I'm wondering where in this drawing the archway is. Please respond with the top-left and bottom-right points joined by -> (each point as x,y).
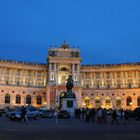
16,94 -> 21,104
116,96 -> 121,109
36,96 -> 42,105
5,94 -> 10,104
95,96 -> 101,108
137,96 -> 140,106
126,96 -> 132,106
105,96 -> 111,109
26,95 -> 31,105
82,96 -> 93,108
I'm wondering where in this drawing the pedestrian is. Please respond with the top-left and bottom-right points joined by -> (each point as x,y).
111,110 -> 119,125
124,110 -> 131,124
85,108 -> 90,122
97,107 -> 103,123
21,106 -> 28,123
81,108 -> 85,119
102,108 -> 107,123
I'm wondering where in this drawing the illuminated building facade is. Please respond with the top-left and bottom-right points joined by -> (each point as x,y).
0,42 -> 140,110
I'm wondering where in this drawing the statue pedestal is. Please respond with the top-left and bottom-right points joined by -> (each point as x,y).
61,97 -> 77,115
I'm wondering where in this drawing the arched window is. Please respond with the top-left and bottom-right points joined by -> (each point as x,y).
126,96 -> 132,106
26,95 -> 31,105
36,96 -> 42,105
105,96 -> 111,108
5,94 -> 10,103
95,96 -> 101,108
16,94 -> 21,104
116,97 -> 121,108
84,96 -> 90,106
137,97 -> 140,106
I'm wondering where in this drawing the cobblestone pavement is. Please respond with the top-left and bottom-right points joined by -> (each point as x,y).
0,115 -> 140,140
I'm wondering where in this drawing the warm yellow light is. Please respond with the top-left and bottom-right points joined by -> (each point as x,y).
82,102 -> 86,106
88,103 -> 93,109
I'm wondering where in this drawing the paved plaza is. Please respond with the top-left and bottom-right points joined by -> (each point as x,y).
0,115 -> 140,140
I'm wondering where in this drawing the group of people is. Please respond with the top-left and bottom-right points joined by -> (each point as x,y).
74,107 -> 132,125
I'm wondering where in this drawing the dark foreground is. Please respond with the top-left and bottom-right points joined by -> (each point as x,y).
0,116 -> 140,140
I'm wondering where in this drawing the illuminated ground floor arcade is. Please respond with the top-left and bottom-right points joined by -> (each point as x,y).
81,88 -> 140,110
0,85 -> 140,110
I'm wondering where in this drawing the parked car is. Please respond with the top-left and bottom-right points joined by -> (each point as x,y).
6,107 -> 20,117
26,107 -> 40,120
9,110 -> 22,121
8,107 -> 40,121
57,110 -> 70,118
39,110 -> 54,118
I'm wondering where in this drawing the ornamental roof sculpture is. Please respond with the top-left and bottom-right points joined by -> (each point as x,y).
60,41 -> 69,49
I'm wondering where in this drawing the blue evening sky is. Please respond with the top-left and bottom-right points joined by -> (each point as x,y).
0,0 -> 140,64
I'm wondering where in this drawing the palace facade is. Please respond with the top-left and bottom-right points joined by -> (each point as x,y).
0,42 -> 140,110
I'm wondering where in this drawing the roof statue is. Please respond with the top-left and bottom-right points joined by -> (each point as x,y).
60,41 -> 69,49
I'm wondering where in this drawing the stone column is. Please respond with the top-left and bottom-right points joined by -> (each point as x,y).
2,68 -> 6,84
35,71 -> 38,86
9,69 -> 12,84
124,72 -> 128,86
136,71 -> 139,87
72,64 -> 75,80
20,69 -> 23,85
23,70 -> 27,86
83,72 -> 86,87
114,72 -> 117,87
111,72 -> 114,88
77,64 -> 80,83
3,68 -> 6,84
41,71 -> 44,86
54,63 -> 57,84
103,72 -> 106,88
47,88 -> 50,109
101,72 -> 104,88
13,69 -> 17,85
44,71 -> 47,86
56,64 -> 58,85
121,72 -> 125,87
93,72 -> 96,88
48,63 -> 52,82
12,69 -> 16,85
132,71 -> 135,87
90,73 -> 92,88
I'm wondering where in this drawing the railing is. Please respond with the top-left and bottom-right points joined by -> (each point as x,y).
82,84 -> 140,90
0,81 -> 46,88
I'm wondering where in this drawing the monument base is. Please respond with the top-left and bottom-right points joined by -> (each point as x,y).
60,97 -> 77,115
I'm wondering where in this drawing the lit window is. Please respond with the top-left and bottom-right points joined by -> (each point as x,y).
16,94 -> 21,104
5,94 -> 10,103
36,96 -> 42,105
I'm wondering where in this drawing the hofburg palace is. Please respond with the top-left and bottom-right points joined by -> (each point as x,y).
0,42 -> 140,110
